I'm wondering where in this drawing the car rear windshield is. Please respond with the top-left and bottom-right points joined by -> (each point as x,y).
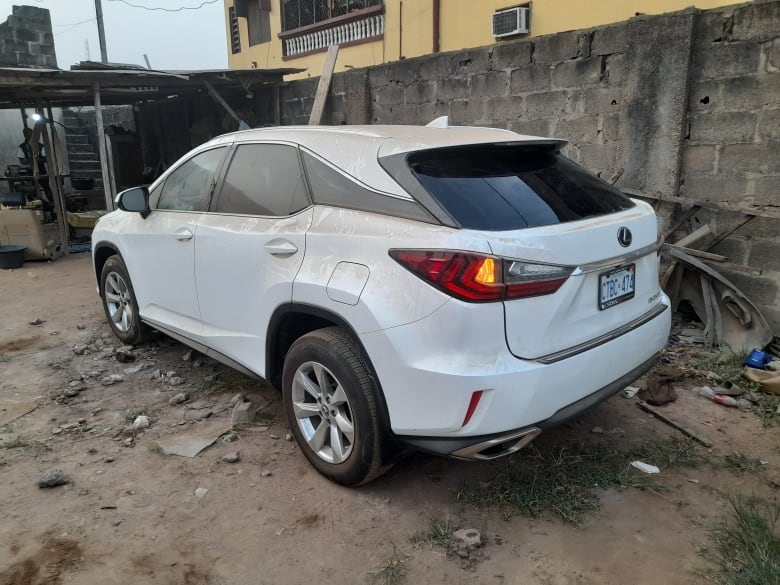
405,144 -> 635,231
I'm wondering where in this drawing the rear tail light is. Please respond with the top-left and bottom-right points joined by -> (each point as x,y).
389,249 -> 573,302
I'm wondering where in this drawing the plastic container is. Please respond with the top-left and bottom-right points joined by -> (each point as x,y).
0,245 -> 27,269
744,349 -> 773,369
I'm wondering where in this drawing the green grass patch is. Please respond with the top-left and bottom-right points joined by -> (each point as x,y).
455,438 -> 702,526
409,515 -> 456,549
0,434 -> 47,451
700,495 -> 780,585
368,545 -> 409,585
0,354 -> 11,362
722,453 -> 767,476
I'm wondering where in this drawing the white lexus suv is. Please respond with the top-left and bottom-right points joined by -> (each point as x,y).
92,122 -> 671,485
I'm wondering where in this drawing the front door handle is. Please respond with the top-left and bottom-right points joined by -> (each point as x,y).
173,228 -> 194,241
264,239 -> 298,256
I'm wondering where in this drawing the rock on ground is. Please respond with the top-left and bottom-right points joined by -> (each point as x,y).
38,469 -> 69,488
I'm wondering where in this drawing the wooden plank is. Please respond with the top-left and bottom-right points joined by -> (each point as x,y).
308,45 -> 339,126
203,80 -> 240,123
38,117 -> 69,254
637,401 -> 713,447
664,243 -> 726,262
94,83 -> 114,210
623,187 -> 780,221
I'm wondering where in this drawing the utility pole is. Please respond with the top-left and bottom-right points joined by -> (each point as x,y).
94,0 -> 108,63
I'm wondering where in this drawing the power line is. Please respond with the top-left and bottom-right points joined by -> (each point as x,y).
55,17 -> 98,28
106,0 -> 220,12
55,18 -> 97,36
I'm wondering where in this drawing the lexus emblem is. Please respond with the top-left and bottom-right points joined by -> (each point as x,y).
617,227 -> 632,247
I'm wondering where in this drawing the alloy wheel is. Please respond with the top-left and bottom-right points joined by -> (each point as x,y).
291,361 -> 355,464
104,271 -> 134,333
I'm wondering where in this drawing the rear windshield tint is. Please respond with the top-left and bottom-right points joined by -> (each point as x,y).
406,145 -> 634,231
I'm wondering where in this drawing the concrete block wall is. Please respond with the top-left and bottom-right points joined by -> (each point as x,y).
0,5 -> 56,68
681,1 -> 780,326
276,0 -> 780,329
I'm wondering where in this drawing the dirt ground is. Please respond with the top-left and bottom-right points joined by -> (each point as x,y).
0,253 -> 777,585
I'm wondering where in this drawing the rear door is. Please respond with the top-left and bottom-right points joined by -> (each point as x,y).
406,145 -> 663,360
194,142 -> 312,376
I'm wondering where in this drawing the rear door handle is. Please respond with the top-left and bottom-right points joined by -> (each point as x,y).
173,228 -> 194,241
264,239 -> 298,256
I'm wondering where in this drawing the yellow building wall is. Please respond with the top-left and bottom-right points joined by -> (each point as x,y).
226,0 -> 742,79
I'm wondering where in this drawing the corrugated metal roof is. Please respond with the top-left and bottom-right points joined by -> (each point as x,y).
0,64 -> 302,108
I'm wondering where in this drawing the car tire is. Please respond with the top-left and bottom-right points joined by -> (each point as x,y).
282,327 -> 394,486
100,255 -> 148,346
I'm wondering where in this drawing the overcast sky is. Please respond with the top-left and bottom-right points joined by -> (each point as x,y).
0,0 -> 228,70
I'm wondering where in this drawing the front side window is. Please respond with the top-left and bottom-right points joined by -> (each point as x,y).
215,144 -> 309,217
157,147 -> 227,212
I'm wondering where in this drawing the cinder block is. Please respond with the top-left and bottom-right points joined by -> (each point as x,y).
682,144 -> 717,173
525,90 -> 568,117
436,77 -> 470,101
732,2 -> 780,41
509,118 -> 551,137
709,237 -> 748,265
471,71 -> 508,98
604,53 -> 625,85
13,27 -> 40,43
386,60 -> 420,85
688,79 -> 723,111
578,143 -> 619,171
720,143 -> 777,174
697,42 -> 761,80
484,97 -> 520,123
752,176 -> 780,206
450,98 -> 486,125
689,111 -> 756,143
757,109 -> 780,141
745,217 -> 780,239
693,9 -> 732,45
490,40 -> 532,69
416,100 -> 451,123
680,173 -> 748,202
764,37 -> 780,73
581,87 -> 623,114
375,83 -> 405,105
445,48 -> 491,77
533,31 -> 581,63
722,74 -> 780,110
601,114 -> 621,142
554,115 -> 599,144
719,269 -> 778,306
510,63 -> 551,94
405,82 -> 435,105
749,242 -> 780,273
551,57 -> 601,89
591,24 -> 627,56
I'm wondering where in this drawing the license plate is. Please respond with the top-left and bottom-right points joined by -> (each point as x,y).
599,264 -> 635,310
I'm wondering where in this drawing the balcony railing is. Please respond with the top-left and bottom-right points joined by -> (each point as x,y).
279,4 -> 384,59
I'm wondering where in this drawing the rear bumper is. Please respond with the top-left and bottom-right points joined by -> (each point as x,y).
400,353 -> 658,459
360,296 -> 671,439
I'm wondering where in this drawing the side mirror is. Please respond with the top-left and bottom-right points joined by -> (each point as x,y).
116,186 -> 151,219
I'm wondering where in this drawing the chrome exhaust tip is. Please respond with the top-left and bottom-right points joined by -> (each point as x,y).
450,427 -> 541,460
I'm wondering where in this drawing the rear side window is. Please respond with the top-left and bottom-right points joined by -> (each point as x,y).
215,144 -> 309,216
406,145 -> 634,231
301,151 -> 434,223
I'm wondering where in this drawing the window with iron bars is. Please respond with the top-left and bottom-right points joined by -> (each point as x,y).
282,0 -> 383,32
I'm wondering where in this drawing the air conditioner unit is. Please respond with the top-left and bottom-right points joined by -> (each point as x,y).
492,6 -> 529,38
